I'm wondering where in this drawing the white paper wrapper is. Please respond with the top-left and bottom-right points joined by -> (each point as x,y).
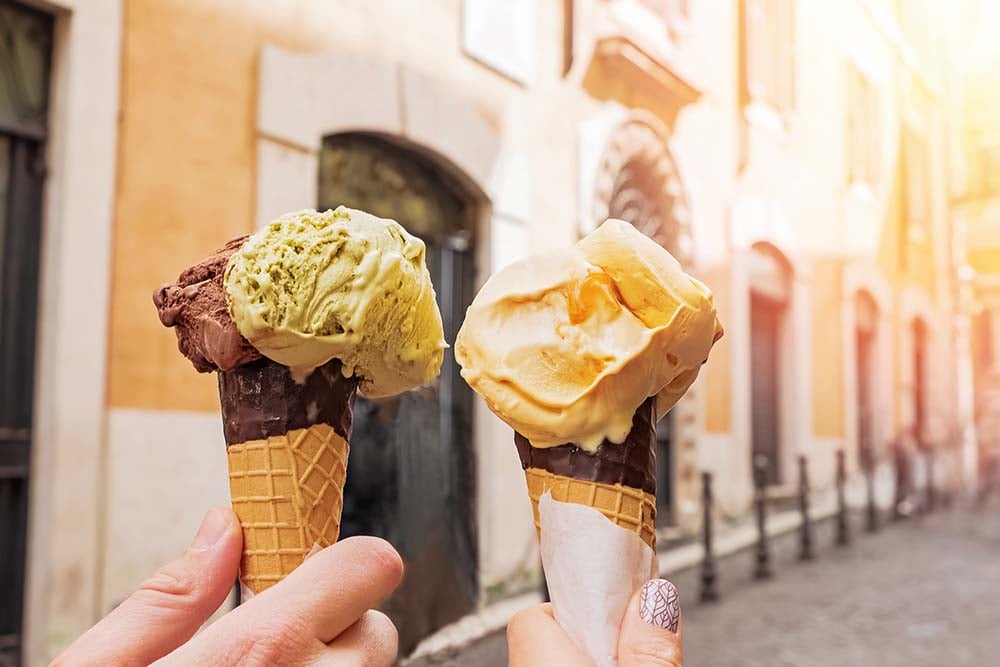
539,492 -> 657,667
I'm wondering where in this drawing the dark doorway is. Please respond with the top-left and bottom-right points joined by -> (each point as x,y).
318,133 -> 478,654
750,295 -> 782,484
912,318 -> 927,449
749,245 -> 790,485
856,292 -> 878,466
0,2 -> 53,664
654,413 -> 675,526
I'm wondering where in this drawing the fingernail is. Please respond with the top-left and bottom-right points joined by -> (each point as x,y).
191,508 -> 231,551
639,579 -> 680,632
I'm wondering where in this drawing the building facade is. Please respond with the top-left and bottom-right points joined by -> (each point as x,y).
1,0 -> 972,663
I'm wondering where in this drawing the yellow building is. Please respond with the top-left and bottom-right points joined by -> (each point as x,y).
0,0 -> 972,664
955,61 -> 1000,470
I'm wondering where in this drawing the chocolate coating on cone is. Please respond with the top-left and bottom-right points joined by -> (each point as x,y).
514,398 -> 657,495
219,357 -> 357,445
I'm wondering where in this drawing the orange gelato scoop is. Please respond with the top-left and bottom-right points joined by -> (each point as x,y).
454,219 -> 723,451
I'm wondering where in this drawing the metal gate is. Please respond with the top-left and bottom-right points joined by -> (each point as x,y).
0,2 -> 53,664
317,133 -> 478,655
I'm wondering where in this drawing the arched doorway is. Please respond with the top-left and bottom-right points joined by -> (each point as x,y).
855,291 -> 879,468
597,117 -> 692,526
749,244 -> 792,485
318,133 -> 478,653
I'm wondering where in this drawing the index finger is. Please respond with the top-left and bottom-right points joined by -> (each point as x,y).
248,535 -> 403,643
507,603 -> 594,667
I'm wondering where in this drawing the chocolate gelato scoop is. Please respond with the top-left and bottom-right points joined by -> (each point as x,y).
153,235 -> 262,372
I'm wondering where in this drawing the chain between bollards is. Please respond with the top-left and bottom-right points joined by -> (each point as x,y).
798,455 -> 815,561
836,449 -> 850,546
700,471 -> 719,602
753,454 -> 772,579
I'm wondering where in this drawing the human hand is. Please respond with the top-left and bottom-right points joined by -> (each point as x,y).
507,578 -> 683,667
53,507 -> 403,666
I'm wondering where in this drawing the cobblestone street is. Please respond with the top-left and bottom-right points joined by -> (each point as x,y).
409,505 -> 1000,666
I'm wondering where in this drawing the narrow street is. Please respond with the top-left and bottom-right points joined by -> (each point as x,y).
409,505 -> 1000,666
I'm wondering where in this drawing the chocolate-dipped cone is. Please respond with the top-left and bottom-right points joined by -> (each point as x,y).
515,398 -> 657,548
220,357 -> 358,594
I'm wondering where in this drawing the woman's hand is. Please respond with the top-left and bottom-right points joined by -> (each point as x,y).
507,579 -> 683,667
53,507 -> 402,666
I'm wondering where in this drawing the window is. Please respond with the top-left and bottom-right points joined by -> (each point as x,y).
846,65 -> 880,186
901,125 -> 930,240
976,308 -> 995,370
742,0 -> 796,113
981,144 -> 1000,196
895,0 -> 930,65
562,0 -> 573,76
462,0 -> 536,83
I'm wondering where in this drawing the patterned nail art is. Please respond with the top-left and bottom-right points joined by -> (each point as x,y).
639,579 -> 680,632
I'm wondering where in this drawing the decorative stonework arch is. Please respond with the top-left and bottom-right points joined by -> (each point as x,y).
589,111 -> 694,264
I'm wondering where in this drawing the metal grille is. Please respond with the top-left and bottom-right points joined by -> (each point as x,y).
0,3 -> 52,664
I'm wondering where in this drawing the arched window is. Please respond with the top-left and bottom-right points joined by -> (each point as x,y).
318,133 -> 478,654
594,117 -> 692,262
593,118 -> 691,526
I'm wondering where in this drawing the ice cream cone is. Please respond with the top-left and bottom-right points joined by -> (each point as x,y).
227,424 -> 349,594
514,398 -> 656,549
523,467 -> 657,548
219,357 -> 358,595
515,398 -> 658,550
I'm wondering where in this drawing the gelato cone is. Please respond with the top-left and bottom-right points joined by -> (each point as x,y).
456,219 -> 722,529
155,207 -> 445,595
518,399 -> 658,548
456,219 -> 721,665
220,357 -> 357,594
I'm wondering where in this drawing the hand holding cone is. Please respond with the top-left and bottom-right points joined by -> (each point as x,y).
155,208 -> 445,595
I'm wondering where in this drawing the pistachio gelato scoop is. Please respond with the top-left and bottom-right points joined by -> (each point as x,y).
224,207 -> 446,397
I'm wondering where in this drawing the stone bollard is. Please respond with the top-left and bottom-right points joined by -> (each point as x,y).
700,471 -> 719,602
753,454 -> 772,579
836,449 -> 850,546
798,455 -> 815,561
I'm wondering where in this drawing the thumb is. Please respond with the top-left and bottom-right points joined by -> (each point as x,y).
618,579 -> 683,667
55,507 -> 242,667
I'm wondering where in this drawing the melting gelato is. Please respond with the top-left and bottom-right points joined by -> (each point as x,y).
455,219 -> 723,451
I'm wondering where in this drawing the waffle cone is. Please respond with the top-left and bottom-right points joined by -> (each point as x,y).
524,466 -> 657,549
227,423 -> 349,595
